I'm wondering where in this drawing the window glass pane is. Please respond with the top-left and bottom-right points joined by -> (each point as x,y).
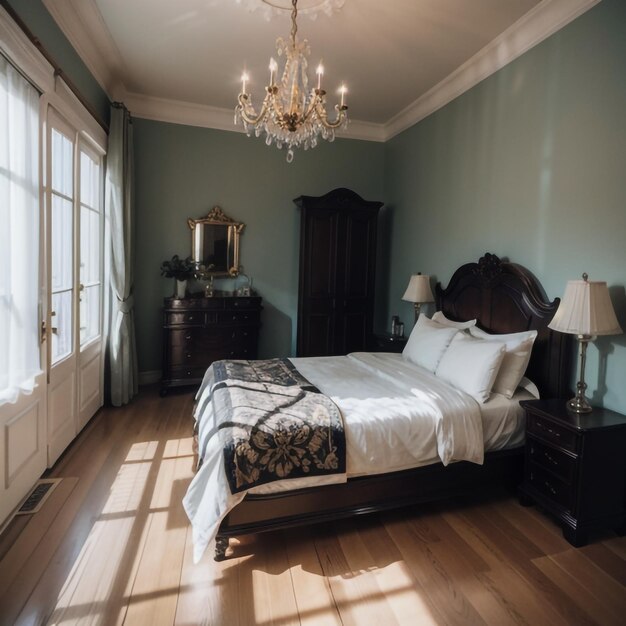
80,285 -> 100,345
51,194 -> 73,291
80,151 -> 96,208
52,128 -> 73,198
51,290 -> 72,363
80,207 -> 100,285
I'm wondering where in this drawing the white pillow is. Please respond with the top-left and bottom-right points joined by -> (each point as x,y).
518,376 -> 540,399
432,311 -> 477,330
435,333 -> 506,403
468,327 -> 538,399
402,315 -> 459,373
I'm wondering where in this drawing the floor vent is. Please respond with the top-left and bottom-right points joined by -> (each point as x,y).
15,479 -> 62,515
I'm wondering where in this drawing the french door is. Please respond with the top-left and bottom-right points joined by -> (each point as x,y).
45,107 -> 104,466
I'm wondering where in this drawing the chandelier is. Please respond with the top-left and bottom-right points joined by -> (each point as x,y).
234,0 -> 349,162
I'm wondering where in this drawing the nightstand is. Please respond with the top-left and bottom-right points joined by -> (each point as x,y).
519,399 -> 626,547
374,332 -> 407,353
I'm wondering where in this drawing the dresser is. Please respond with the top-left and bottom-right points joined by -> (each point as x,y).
161,295 -> 262,395
519,399 -> 626,546
294,188 -> 383,357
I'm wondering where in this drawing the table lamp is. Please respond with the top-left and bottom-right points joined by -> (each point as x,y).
548,273 -> 622,413
402,273 -> 434,323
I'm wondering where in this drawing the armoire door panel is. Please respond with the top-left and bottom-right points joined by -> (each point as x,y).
343,213 -> 373,298
306,211 -> 338,298
304,314 -> 334,357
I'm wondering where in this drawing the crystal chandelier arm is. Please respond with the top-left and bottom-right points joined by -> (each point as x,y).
237,93 -> 270,126
315,101 -> 348,129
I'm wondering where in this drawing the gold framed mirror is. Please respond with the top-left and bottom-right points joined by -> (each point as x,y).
188,206 -> 245,277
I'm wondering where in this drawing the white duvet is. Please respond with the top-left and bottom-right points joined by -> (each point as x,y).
183,352 -> 489,562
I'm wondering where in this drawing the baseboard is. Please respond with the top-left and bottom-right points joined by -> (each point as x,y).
138,370 -> 160,386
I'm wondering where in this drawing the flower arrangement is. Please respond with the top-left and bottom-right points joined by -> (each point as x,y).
160,255 -> 194,280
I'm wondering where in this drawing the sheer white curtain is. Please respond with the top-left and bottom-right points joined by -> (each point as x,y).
106,104 -> 137,406
0,55 -> 41,405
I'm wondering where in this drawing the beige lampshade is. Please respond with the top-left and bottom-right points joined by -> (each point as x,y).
548,276 -> 622,336
402,274 -> 435,304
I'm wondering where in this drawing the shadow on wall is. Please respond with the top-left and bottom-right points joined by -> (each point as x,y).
591,285 -> 626,406
258,301 -> 292,359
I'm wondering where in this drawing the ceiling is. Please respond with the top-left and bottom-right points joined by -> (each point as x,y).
42,0 -> 596,140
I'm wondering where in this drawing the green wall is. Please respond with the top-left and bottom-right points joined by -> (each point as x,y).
133,119 -> 385,372
383,0 -> 626,413
4,0 -> 110,123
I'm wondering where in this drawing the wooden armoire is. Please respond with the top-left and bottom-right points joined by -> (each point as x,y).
294,188 -> 383,357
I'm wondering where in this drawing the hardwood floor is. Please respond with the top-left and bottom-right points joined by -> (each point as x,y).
0,387 -> 624,625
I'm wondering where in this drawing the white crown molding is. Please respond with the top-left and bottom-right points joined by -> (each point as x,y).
123,89 -> 387,142
384,0 -> 601,140
42,0 -> 126,100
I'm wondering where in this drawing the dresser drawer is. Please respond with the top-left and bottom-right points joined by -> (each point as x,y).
230,298 -> 258,310
169,328 -> 203,346
527,436 -> 577,484
219,310 -> 260,324
168,366 -> 205,381
526,463 -> 573,511
166,311 -> 204,326
527,414 -> 579,452
169,346 -> 208,368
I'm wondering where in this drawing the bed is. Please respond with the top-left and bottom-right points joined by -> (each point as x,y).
183,253 -> 571,562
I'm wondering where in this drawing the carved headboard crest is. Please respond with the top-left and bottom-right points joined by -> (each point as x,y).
473,253 -> 504,285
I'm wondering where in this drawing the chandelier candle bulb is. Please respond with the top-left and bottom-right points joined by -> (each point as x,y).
241,72 -> 249,95
340,84 -> 347,107
316,63 -> 324,90
269,58 -> 277,86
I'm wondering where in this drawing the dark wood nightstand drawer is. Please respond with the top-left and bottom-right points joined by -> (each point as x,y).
527,414 -> 579,452
527,436 -> 577,484
527,463 -> 573,511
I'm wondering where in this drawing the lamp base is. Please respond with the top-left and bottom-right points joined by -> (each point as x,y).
567,395 -> 592,414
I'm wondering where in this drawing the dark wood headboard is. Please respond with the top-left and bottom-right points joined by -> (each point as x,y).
435,253 -> 571,399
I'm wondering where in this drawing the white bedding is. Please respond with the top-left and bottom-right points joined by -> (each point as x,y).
183,352 -> 533,562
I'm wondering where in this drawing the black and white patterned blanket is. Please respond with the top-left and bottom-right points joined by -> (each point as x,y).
207,359 -> 345,494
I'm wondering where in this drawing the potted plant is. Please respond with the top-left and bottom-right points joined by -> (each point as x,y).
160,255 -> 194,298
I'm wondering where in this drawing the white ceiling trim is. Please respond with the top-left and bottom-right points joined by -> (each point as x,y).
43,0 -> 600,142
384,0 -> 601,140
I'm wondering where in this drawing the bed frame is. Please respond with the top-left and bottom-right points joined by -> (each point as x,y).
213,253 -> 571,560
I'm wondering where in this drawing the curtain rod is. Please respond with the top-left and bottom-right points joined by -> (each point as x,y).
1,0 -> 109,133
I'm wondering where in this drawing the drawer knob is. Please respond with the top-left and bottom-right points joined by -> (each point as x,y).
186,370 -> 192,376
185,334 -> 192,340
544,451 -> 558,466
188,315 -> 194,321
544,481 -> 557,496
536,420 -> 561,438
186,353 -> 192,359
